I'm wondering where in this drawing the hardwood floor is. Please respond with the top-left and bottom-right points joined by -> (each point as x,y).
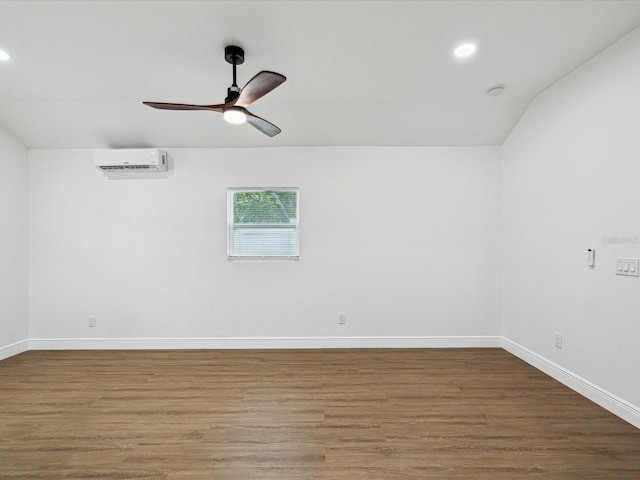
1,348 -> 639,479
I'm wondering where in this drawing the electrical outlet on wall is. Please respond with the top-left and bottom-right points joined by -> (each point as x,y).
338,313 -> 347,325
554,332 -> 562,349
88,316 -> 96,328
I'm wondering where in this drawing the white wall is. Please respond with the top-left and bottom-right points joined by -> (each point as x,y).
0,125 -> 28,355
502,27 -> 640,408
28,146 -> 501,343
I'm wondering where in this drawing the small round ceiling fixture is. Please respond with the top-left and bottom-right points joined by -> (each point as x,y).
487,86 -> 505,97
0,49 -> 12,61
454,43 -> 476,58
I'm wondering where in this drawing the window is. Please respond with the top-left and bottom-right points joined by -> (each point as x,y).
227,188 -> 299,260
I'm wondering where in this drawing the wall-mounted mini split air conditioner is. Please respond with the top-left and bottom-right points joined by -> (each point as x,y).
94,149 -> 168,172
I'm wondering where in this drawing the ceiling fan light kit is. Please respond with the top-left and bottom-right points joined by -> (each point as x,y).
223,107 -> 247,124
143,45 -> 286,137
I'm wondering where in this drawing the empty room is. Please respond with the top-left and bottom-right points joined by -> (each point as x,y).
1,1 -> 639,478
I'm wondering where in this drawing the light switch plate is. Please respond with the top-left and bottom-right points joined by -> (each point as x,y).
616,257 -> 639,277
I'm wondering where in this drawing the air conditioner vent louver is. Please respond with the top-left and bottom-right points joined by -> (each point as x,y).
101,165 -> 152,170
94,149 -> 167,172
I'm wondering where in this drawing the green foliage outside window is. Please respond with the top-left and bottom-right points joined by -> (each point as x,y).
233,191 -> 297,224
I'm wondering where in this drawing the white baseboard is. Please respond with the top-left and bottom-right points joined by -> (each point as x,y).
28,335 -> 502,350
0,339 -> 29,361
502,337 -> 640,429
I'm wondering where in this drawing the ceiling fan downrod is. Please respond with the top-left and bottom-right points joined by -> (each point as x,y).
225,45 -> 245,103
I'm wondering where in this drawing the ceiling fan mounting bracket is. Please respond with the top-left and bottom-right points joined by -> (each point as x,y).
224,46 -> 245,65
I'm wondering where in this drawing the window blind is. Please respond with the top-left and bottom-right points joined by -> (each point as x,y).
227,189 -> 299,260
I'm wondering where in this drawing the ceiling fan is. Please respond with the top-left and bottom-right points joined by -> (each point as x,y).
143,46 -> 286,137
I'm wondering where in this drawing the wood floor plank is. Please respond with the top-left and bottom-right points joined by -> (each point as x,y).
1,348 -> 639,479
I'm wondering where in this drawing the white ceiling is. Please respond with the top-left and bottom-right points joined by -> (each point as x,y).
1,0 -> 640,149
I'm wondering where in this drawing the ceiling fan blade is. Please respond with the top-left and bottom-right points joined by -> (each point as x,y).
236,71 -> 286,107
143,101 -> 228,112
246,111 -> 281,137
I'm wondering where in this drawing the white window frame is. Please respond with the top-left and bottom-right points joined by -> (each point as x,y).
227,188 -> 300,261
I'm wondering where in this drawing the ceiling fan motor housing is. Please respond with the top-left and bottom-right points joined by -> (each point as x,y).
226,85 -> 241,103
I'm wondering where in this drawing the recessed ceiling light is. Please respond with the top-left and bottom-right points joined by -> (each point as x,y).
454,43 -> 476,58
0,49 -> 12,61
